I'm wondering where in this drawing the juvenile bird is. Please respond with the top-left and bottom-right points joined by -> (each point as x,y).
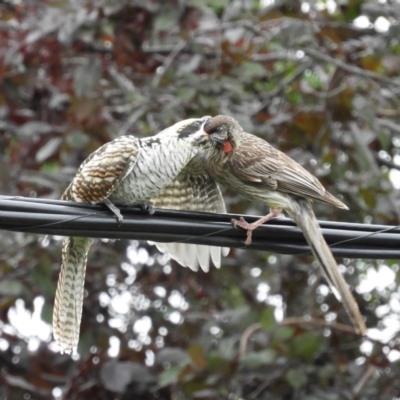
194,115 -> 366,335
55,116 -> 213,354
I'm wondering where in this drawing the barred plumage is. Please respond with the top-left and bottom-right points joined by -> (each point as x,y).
63,136 -> 140,204
151,167 -> 229,272
54,117 -> 212,354
54,236 -> 94,354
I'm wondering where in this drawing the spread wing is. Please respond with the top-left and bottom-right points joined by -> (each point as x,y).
228,132 -> 347,209
150,168 -> 229,272
62,136 -> 140,203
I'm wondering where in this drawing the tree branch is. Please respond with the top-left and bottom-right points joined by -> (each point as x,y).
303,48 -> 400,88
349,123 -> 400,220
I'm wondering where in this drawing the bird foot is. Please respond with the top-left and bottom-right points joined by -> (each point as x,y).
103,198 -> 123,224
231,217 -> 255,245
231,210 -> 281,246
139,203 -> 154,215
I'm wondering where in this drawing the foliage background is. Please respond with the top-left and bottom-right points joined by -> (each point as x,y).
1,0 -> 400,399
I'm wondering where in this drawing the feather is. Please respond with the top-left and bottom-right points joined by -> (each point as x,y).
150,169 -> 229,272
202,115 -> 364,335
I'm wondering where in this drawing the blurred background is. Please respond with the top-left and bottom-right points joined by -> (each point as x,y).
1,0 -> 400,399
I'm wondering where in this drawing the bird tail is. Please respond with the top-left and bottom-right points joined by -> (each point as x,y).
53,236 -> 94,354
289,199 -> 366,335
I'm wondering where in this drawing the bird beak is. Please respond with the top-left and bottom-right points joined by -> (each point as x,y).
210,134 -> 227,145
199,116 -> 212,135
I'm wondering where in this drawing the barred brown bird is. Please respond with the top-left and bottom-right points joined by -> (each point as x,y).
194,115 -> 366,335
55,117 -> 214,354
150,161 -> 229,272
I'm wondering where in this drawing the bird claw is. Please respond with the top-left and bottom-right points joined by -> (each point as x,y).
231,217 -> 254,246
114,210 -> 123,225
231,211 -> 281,245
140,203 -> 154,215
103,198 -> 123,224
231,217 -> 250,229
231,218 -> 239,229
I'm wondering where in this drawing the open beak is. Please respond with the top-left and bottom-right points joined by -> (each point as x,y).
210,135 -> 227,145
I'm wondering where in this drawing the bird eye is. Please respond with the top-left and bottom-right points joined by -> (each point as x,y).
216,126 -> 224,133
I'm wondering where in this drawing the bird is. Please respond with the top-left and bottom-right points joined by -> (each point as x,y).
54,116 -> 215,355
150,162 -> 230,272
192,115 -> 366,335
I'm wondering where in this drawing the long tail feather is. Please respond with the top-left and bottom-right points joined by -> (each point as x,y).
289,198 -> 366,335
53,236 -> 94,354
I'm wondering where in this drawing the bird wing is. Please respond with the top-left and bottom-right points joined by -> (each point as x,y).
63,136 -> 140,203
55,137 -> 140,354
227,132 -> 347,209
150,167 -> 229,272
152,168 -> 226,213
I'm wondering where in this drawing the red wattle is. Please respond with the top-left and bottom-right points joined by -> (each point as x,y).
223,141 -> 232,153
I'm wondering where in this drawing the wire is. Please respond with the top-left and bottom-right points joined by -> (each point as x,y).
0,195 -> 399,259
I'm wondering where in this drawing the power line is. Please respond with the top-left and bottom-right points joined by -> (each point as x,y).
0,196 -> 399,259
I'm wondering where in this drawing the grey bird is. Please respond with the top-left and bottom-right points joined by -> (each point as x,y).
190,115 -> 366,335
55,116 -> 214,354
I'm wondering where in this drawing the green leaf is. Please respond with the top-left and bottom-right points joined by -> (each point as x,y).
240,349 -> 276,368
154,12 -> 177,31
218,337 -> 237,361
260,308 -> 276,331
41,161 -> 60,173
33,258 -> 54,296
157,347 -> 191,366
285,368 -> 308,389
378,130 -> 391,150
198,93 -> 219,109
158,366 -> 185,387
65,131 -> 90,150
0,281 -> 24,296
207,353 -> 231,375
235,62 -> 267,79
273,326 -> 295,341
305,72 -> 323,90
360,186 -> 377,208
41,302 -> 53,325
274,61 -> 287,72
207,0 -> 229,8
187,0 -> 208,6
188,344 -> 207,369
221,77 -> 245,96
285,87 -> 302,103
177,87 -> 197,102
290,332 -> 322,360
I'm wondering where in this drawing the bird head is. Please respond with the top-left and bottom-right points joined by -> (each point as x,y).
152,116 -> 211,147
178,115 -> 243,172
204,115 -> 242,152
160,116 -> 212,143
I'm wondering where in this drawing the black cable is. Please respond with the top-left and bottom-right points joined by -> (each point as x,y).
0,196 -> 399,259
